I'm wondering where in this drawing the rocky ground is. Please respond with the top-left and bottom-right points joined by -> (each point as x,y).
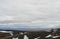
13,35 -> 28,39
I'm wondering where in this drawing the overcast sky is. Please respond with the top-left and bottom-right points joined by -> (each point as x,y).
0,0 -> 60,28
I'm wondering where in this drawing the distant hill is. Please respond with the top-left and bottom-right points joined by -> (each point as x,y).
0,25 -> 51,31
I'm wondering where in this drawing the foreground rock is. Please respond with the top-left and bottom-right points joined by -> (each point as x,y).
0,32 -> 12,39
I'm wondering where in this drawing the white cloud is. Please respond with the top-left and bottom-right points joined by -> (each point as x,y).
0,0 -> 60,28
0,15 -> 14,21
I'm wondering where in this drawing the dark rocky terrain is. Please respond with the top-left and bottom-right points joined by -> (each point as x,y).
0,28 -> 60,39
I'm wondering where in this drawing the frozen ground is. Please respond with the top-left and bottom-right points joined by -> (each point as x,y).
13,35 -> 37,39
13,35 -> 60,39
0,31 -> 28,39
13,35 -> 28,39
0,31 -> 60,39
0,31 -> 37,39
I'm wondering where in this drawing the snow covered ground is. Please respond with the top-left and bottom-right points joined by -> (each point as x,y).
13,35 -> 38,39
0,31 -> 28,39
13,35 -> 37,39
13,35 -> 28,39
0,31 -> 60,39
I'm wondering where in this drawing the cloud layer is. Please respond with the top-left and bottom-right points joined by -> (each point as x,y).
0,0 -> 60,28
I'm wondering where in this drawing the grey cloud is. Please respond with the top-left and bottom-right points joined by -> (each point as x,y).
0,0 -> 60,28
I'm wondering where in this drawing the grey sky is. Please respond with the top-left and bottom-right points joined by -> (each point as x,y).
0,0 -> 60,28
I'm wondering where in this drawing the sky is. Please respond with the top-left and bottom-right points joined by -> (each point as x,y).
0,0 -> 60,28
